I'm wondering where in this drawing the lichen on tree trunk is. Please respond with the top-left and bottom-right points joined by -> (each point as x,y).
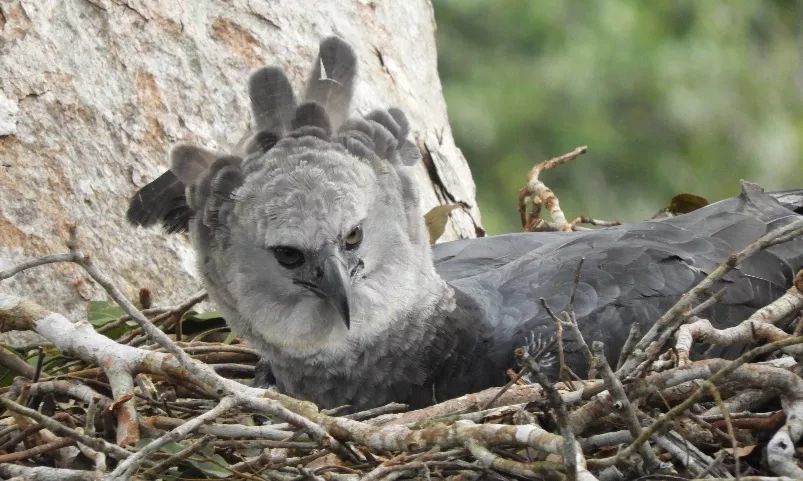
0,0 -> 480,316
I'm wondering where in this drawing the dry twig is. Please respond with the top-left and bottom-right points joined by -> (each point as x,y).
517,146 -> 620,232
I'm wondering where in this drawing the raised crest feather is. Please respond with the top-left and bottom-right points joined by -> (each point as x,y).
303,36 -> 357,130
249,66 -> 297,135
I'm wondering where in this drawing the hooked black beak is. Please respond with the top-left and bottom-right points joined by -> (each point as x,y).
319,248 -> 351,329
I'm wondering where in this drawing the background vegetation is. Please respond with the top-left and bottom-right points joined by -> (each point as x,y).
434,1 -> 803,234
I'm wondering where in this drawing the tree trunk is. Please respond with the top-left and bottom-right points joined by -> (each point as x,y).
0,0 -> 481,316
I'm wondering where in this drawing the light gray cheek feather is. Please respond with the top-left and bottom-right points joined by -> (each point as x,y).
246,298 -> 344,350
229,257 -> 445,359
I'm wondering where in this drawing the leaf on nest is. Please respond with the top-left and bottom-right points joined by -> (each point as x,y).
424,204 -> 462,244
723,444 -> 756,458
668,193 -> 709,214
223,330 -> 238,345
652,193 -> 710,218
86,300 -> 125,326
155,441 -> 231,478
184,452 -> 231,478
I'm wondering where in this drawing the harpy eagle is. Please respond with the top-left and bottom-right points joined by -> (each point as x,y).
127,37 -> 803,410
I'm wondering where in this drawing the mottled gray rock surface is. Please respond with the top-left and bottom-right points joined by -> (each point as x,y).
0,0 -> 480,317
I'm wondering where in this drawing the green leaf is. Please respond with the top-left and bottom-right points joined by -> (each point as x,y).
185,453 -> 231,478
86,301 -> 125,326
223,330 -> 238,345
148,440 -> 231,477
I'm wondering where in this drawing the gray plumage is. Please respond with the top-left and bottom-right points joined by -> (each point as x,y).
128,37 -> 803,410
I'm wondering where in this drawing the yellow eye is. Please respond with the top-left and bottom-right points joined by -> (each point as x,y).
344,225 -> 363,249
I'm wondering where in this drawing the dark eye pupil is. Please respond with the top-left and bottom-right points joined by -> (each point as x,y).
273,247 -> 304,268
345,226 -> 363,249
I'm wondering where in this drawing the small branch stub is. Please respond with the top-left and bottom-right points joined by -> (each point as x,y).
517,146 -> 620,232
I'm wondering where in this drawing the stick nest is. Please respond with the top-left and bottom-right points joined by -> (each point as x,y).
1,149 -> 803,481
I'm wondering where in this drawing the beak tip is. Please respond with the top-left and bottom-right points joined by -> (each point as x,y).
319,251 -> 352,330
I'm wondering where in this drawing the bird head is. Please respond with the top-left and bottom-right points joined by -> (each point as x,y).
130,37 -> 449,355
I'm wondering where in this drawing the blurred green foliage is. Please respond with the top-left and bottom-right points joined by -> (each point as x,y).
434,0 -> 803,234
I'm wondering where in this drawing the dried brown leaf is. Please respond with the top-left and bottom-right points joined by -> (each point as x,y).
424,204 -> 462,243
